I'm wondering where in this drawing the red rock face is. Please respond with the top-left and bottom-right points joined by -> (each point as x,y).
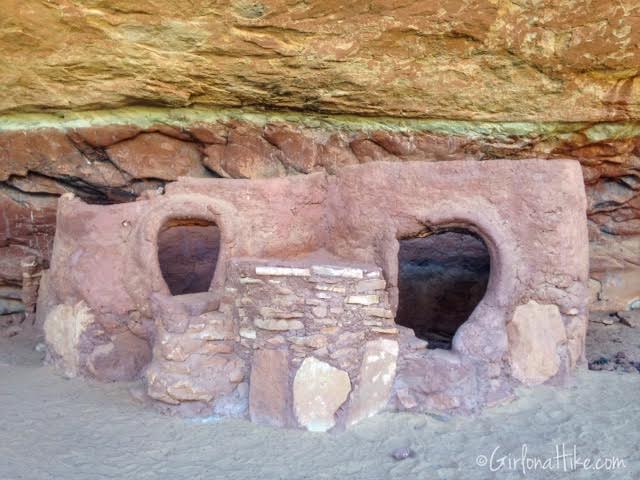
0,120 -> 638,338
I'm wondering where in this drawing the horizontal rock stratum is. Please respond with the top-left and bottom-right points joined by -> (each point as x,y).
1,0 -> 639,120
0,111 -> 639,327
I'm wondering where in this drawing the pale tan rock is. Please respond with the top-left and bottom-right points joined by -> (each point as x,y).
293,357 -> 351,432
347,339 -> 399,427
354,279 -> 387,292
255,266 -> 310,277
166,381 -> 213,402
239,328 -> 256,339
289,335 -> 327,349
364,307 -> 393,318
507,301 -> 567,385
43,301 -> 95,378
254,317 -> 304,331
193,311 -> 234,340
346,295 -> 379,306
315,284 -> 347,293
258,307 -> 304,319
565,315 -> 587,369
371,327 -> 398,335
311,265 -> 363,279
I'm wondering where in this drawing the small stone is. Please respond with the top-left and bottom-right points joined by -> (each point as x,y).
239,277 -> 264,284
275,287 -> 294,295
315,292 -> 332,299
391,447 -> 415,461
354,279 -> 386,293
311,265 -> 363,279
346,295 -> 379,306
315,284 -> 347,293
259,307 -> 304,319
366,271 -> 382,279
371,327 -> 398,335
405,336 -> 429,351
312,305 -> 328,318
314,347 -> 329,357
239,328 -> 257,339
363,320 -> 383,327
266,335 -> 286,346
364,307 -> 394,318
255,266 -> 311,277
320,326 -> 339,335
289,335 -> 327,349
254,318 -> 304,331
316,318 -> 338,327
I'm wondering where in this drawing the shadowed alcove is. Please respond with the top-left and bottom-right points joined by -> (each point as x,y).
157,219 -> 221,296
395,228 -> 491,349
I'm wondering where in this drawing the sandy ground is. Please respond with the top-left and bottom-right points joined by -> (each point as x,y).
2,332 -> 639,480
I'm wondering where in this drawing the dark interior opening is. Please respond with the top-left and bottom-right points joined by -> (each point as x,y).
396,228 -> 490,350
157,219 -> 220,296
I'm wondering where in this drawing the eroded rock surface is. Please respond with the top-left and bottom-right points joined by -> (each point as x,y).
2,2 -> 639,121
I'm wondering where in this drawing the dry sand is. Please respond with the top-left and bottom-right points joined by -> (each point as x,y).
1,335 -> 639,480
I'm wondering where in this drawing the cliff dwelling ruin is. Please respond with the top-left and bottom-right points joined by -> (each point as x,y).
38,160 -> 590,432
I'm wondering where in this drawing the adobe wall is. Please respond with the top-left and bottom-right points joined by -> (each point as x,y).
38,160 -> 589,430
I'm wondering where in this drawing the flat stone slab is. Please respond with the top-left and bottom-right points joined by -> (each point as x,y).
293,357 -> 351,432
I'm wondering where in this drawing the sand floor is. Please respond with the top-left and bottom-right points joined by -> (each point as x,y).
1,335 -> 639,480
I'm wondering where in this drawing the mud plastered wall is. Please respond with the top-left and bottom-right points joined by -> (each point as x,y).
39,160 -> 589,430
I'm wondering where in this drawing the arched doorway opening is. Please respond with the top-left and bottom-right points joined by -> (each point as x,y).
157,219 -> 220,296
395,228 -> 490,349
